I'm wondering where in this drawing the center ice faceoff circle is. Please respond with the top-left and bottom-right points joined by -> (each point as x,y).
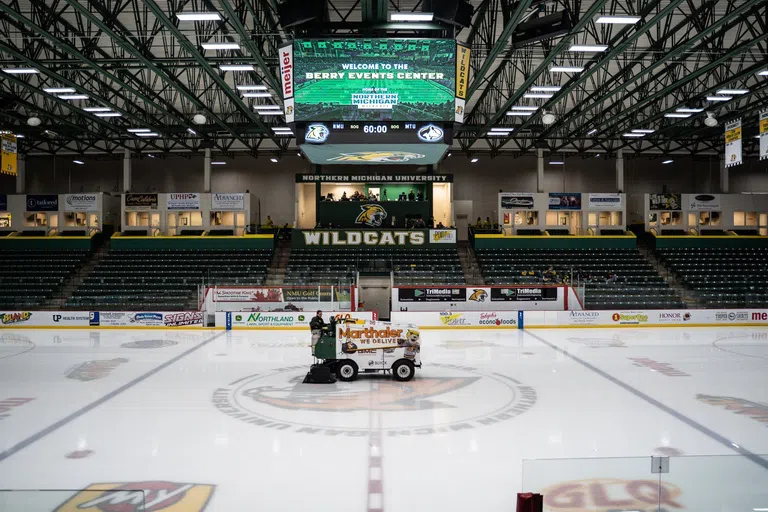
212,364 -> 537,435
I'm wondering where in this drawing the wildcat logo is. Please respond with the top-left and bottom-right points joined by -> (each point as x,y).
417,124 -> 444,142
285,105 -> 294,116
327,151 -> 425,163
304,123 -> 329,143
468,289 -> 488,302
355,204 -> 388,227
54,481 -> 215,511
455,105 -> 464,115
213,364 -> 537,436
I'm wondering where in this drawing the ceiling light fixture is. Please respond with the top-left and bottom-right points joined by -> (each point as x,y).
2,68 -> 39,74
219,64 -> 255,72
242,92 -> 272,98
489,128 -> 515,132
549,161 -> 565,165
551,66 -> 584,73
193,113 -> 207,125
270,158 -> 279,163
596,16 -> 641,24
83,107 -> 112,112
127,128 -> 151,133
523,93 -> 554,99
73,160 -> 84,165
187,128 -> 197,135
254,105 -> 282,110
256,111 -> 282,116
471,158 -> 479,163
707,96 -> 732,102
211,161 -> 226,165
531,86 -> 561,92
662,160 -> 673,164
541,110 -> 556,125
136,132 -> 159,137
177,12 -> 222,21
758,71 -> 768,76
236,85 -> 268,91
95,112 -> 122,117
390,12 -> 433,21
716,89 -> 748,95
568,45 -> 609,52
59,94 -> 89,100
15,134 -> 24,138
507,112 -> 533,116
676,108 -> 704,113
664,113 -> 691,118
27,116 -> 41,127
623,133 -> 645,137
202,42 -> 240,50
704,112 -> 718,127
587,129 -> 597,135
43,87 -> 75,93
632,129 -> 655,133
510,106 -> 539,111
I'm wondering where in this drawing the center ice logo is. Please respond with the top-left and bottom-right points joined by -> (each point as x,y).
55,481 -> 215,511
212,364 -> 537,436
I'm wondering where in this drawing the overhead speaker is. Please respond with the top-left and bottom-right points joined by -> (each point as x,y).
423,0 -> 473,28
277,0 -> 326,28
513,11 -> 573,47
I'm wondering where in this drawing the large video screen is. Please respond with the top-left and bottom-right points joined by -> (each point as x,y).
292,39 -> 457,122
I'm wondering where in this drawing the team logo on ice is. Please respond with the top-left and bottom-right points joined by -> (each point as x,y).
355,204 -> 388,227
212,364 -> 536,436
54,481 -> 215,511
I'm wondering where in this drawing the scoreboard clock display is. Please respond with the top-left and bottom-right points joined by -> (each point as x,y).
298,122 -> 452,145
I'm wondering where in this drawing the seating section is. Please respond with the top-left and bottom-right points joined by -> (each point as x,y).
0,250 -> 90,309
66,249 -> 272,311
476,248 -> 684,310
287,248 -> 464,286
657,248 -> 768,308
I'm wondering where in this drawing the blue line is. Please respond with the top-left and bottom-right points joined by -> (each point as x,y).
525,330 -> 768,471
0,331 -> 226,463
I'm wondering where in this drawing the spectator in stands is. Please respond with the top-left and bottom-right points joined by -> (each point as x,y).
382,189 -> 389,201
408,189 -> 415,201
399,192 -> 407,201
340,192 -> 349,201
436,221 -> 445,228
484,217 -> 492,229
417,191 -> 424,201
265,216 -> 274,228
475,217 -> 482,227
357,302 -> 365,311
428,217 -> 435,229
415,218 -> 426,228
315,222 -> 322,228
607,272 -> 618,283
326,193 -> 334,201
367,190 -> 377,201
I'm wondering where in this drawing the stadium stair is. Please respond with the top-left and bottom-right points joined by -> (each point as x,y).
458,242 -> 484,285
265,242 -> 291,286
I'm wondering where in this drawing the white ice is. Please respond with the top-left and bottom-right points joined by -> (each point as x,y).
0,327 -> 767,512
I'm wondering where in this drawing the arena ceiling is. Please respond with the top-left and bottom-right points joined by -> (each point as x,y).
0,0 -> 766,158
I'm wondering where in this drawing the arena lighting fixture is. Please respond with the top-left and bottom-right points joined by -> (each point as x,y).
27,116 -> 41,126
507,111 -> 533,116
127,128 -> 150,133
663,160 -> 673,164
531,86 -> 561,92
549,161 -> 565,165
758,71 -> 768,76
256,111 -> 282,116
136,132 -> 159,137
596,16 -> 641,24
193,113 -> 207,125
242,92 -> 271,98
489,127 -> 515,132
568,45 -> 608,52
43,87 -> 75,93
270,158 -> 279,163
83,107 -> 112,112
2,68 -> 39,74
59,94 -> 89,100
254,105 -> 282,110
187,128 -> 197,135
95,112 -> 122,117
524,93 -> 554,99
471,158 -> 479,163
219,64 -> 254,72
704,112 -> 718,127
676,108 -> 704,113
73,160 -> 84,165
236,85 -> 268,91
664,113 -> 691,118
177,12 -> 221,21
707,96 -> 732,101
541,110 -> 556,125
211,161 -> 226,165
390,12 -> 433,21
623,133 -> 644,137
510,106 -> 538,111
202,42 -> 240,50
632,129 -> 655,133
15,134 -> 24,138
716,89 -> 748,95
587,129 -> 597,135
551,66 -> 584,73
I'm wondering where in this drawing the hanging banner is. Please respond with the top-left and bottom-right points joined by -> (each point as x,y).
1,133 -> 17,176
724,118 -> 742,167
760,111 -> 768,161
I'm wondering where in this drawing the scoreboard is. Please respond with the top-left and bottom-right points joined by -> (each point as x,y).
296,121 -> 452,145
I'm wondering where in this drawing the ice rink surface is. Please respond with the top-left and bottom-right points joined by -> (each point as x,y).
1,327 -> 767,512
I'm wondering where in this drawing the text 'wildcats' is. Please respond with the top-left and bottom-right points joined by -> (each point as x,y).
303,230 -> 424,246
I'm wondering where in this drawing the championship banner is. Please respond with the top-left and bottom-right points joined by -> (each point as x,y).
1,133 -> 17,176
760,111 -> 768,161
455,43 -> 470,100
725,118 -> 742,167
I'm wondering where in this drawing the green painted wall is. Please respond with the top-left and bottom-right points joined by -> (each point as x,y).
473,235 -> 637,249
110,235 -> 274,250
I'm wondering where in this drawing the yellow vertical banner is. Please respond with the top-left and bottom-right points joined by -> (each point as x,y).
455,43 -> 471,100
1,133 -> 17,176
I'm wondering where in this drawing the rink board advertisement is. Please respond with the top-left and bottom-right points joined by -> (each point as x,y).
0,311 -> 204,328
209,286 -> 352,312
217,311 -> 375,329
392,286 -> 564,312
391,311 -> 522,329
